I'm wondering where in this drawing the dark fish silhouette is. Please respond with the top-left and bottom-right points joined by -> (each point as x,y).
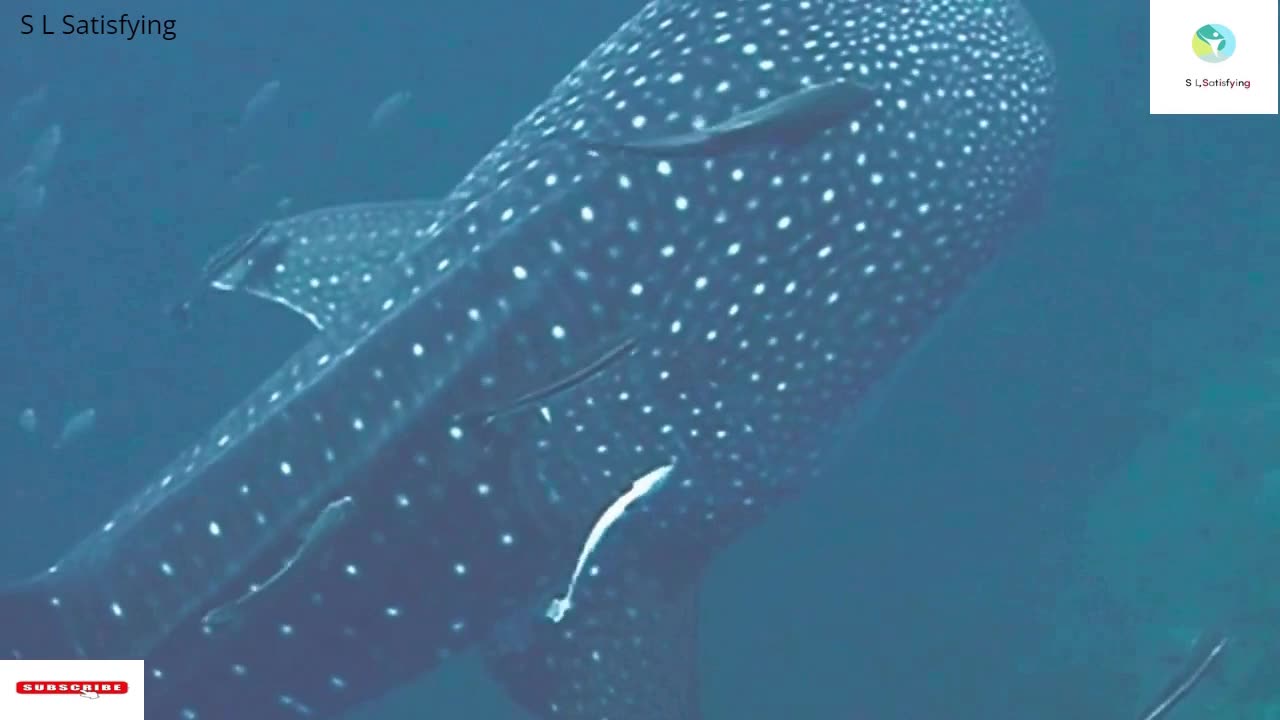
583,79 -> 876,157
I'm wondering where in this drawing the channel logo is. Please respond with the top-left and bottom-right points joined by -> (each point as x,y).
1150,0 -> 1278,114
1192,23 -> 1236,63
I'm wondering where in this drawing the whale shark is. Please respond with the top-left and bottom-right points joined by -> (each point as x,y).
0,0 -> 1056,718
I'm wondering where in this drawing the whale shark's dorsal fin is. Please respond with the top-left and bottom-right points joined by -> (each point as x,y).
174,200 -> 448,331
582,79 -> 876,158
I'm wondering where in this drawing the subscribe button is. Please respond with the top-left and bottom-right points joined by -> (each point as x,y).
16,682 -> 129,694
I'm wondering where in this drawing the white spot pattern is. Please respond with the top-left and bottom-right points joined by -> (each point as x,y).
30,2 -> 1055,719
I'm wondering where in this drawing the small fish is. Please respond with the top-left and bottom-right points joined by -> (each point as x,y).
9,84 -> 48,131
53,408 -> 96,449
14,182 -> 46,219
368,90 -> 412,131
233,80 -> 281,133
5,164 -> 33,188
4,166 -> 47,227
17,408 -> 36,433
1138,631 -> 1228,720
229,162 -> 264,187
24,123 -> 63,178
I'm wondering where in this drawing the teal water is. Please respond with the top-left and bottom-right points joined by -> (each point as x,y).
2,1 -> 1277,718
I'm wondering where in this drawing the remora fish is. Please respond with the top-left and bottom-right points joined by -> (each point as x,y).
1138,631 -> 1229,720
201,496 -> 356,628
0,1 -> 1055,718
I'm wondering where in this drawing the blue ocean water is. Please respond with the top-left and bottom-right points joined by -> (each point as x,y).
1,0 -> 1276,718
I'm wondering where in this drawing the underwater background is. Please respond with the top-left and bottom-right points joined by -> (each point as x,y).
0,0 -> 1276,717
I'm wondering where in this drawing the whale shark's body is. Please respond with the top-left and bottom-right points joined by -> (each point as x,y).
1,1 -> 1055,718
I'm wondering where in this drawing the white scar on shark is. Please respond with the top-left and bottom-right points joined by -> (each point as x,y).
546,462 -> 674,623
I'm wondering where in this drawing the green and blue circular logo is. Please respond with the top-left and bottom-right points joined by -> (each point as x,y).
1192,24 -> 1236,63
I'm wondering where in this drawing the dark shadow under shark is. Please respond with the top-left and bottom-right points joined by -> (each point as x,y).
0,0 -> 1056,717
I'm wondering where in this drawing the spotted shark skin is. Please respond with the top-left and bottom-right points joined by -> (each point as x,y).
0,1 -> 1055,718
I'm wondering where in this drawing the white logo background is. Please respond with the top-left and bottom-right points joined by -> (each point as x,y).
0,660 -> 144,720
1150,0 -> 1279,114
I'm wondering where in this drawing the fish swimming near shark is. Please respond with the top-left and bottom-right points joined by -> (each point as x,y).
368,90 -> 414,132
233,79 -> 282,134
0,0 -> 1055,718
1137,631 -> 1229,720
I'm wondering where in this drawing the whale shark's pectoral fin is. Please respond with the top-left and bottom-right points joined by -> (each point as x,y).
171,200 -> 448,331
582,78 -> 876,158
484,557 -> 704,719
